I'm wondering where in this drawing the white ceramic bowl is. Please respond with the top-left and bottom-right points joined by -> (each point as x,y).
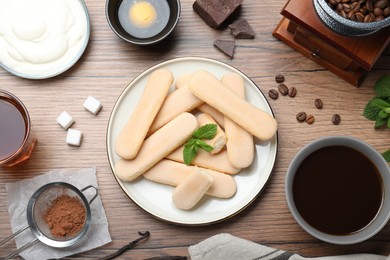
0,0 -> 90,79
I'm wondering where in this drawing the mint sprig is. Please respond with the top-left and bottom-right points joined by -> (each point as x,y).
383,150 -> 390,162
183,124 -> 217,165
363,75 -> 390,162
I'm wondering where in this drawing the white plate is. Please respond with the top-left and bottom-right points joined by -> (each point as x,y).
106,57 -> 278,225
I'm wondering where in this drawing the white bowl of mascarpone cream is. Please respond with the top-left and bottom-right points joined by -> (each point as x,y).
0,0 -> 90,79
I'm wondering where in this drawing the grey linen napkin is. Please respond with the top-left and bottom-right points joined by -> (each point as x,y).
188,233 -> 389,260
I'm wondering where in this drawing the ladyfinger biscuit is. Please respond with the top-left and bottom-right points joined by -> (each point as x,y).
172,167 -> 213,210
175,73 -> 193,89
166,146 -> 240,174
174,72 -> 225,127
197,104 -> 225,127
115,113 -> 198,182
115,69 -> 173,159
221,73 -> 255,168
148,87 -> 203,135
143,159 -> 237,198
188,70 -> 277,140
196,113 -> 226,154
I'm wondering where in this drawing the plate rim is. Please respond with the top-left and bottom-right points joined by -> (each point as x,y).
106,56 -> 279,226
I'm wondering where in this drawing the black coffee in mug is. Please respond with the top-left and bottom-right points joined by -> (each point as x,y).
292,145 -> 383,235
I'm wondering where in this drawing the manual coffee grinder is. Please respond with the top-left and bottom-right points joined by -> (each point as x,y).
273,0 -> 390,86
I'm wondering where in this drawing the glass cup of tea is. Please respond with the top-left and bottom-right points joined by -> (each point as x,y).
0,90 -> 37,167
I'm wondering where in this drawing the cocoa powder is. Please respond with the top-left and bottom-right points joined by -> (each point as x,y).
44,194 -> 86,238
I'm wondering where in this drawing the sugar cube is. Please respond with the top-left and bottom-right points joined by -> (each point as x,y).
57,111 -> 74,129
66,128 -> 83,146
83,96 -> 102,115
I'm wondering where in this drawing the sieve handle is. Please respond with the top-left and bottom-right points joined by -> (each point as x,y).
81,185 -> 99,204
0,225 -> 39,260
0,224 -> 29,247
4,237 -> 39,260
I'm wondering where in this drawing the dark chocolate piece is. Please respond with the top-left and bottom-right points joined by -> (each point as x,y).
213,39 -> 235,58
228,19 -> 255,39
193,0 -> 244,28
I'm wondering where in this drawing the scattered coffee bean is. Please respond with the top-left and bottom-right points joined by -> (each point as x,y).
288,86 -> 297,97
278,83 -> 289,95
306,115 -> 315,124
296,111 -> 307,122
268,89 -> 279,100
315,99 -> 323,109
275,74 -> 285,83
332,114 -> 341,125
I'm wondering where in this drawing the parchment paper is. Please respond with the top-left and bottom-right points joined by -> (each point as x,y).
5,167 -> 111,260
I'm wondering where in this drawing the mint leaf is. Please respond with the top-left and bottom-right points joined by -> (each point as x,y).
182,124 -> 217,165
183,139 -> 199,165
196,139 -> 214,152
363,103 -> 381,121
378,109 -> 389,119
375,75 -> 390,98
375,117 -> 387,128
382,149 -> 390,162
368,98 -> 390,109
193,124 -> 217,139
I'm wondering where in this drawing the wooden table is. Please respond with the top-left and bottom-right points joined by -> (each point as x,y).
1,0 -> 389,259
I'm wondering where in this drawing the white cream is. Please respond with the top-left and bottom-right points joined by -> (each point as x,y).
0,0 -> 89,78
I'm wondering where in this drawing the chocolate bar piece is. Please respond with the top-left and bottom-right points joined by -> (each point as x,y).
193,0 -> 244,28
213,39 -> 235,58
228,19 -> 255,39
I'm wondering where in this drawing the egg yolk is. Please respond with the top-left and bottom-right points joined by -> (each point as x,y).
129,1 -> 157,28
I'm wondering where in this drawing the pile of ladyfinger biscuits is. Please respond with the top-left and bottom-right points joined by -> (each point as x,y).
114,69 -> 277,210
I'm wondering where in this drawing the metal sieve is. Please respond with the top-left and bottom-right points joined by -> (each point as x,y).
0,182 -> 98,260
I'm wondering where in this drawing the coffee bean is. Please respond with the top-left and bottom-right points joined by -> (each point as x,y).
384,6 -> 390,16
374,7 -> 384,15
278,84 -> 289,95
343,3 -> 351,11
296,112 -> 307,122
275,74 -> 285,83
375,15 -> 385,20
366,0 -> 374,12
288,87 -> 297,97
315,99 -> 323,109
332,114 -> 341,125
306,115 -> 315,124
327,0 -> 389,22
375,0 -> 389,9
268,89 -> 279,100
356,12 -> 365,21
360,6 -> 368,15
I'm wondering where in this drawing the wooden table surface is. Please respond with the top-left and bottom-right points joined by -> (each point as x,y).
1,0 -> 390,259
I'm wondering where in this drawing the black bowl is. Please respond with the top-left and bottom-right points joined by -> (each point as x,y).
106,0 -> 180,45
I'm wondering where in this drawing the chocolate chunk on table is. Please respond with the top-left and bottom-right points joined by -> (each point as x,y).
193,0 -> 244,28
228,19 -> 255,39
213,39 -> 235,58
